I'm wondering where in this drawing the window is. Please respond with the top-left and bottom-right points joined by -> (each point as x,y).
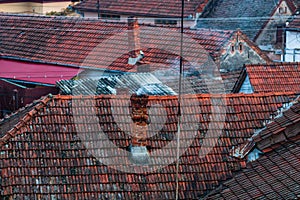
231,45 -> 235,53
155,19 -> 177,25
101,14 -> 120,20
238,43 -> 243,52
279,7 -> 287,14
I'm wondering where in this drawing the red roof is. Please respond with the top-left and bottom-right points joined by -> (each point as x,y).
0,59 -> 80,84
0,93 -> 297,199
74,0 -> 211,18
204,99 -> 300,199
0,13 -> 235,72
234,62 -> 300,93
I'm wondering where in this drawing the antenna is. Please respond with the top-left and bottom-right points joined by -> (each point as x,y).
97,0 -> 100,19
175,0 -> 185,199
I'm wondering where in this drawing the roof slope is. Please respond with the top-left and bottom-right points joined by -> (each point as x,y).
198,0 -> 295,40
205,140 -> 300,199
74,0 -> 211,18
234,62 -> 300,93
0,93 -> 297,199
204,100 -> 300,199
0,13 -> 234,72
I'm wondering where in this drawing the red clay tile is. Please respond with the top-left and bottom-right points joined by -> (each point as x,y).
0,92 -> 297,199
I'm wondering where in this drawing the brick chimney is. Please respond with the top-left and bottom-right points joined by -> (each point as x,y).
127,17 -> 145,65
129,93 -> 149,165
128,16 -> 141,58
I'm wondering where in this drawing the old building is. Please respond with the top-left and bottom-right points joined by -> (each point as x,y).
283,15 -> 300,61
198,0 -> 297,58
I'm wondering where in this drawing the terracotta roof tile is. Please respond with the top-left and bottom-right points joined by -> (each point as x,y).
74,0 -> 211,18
0,13 -> 235,72
205,139 -> 300,199
234,62 -> 300,93
0,92 -> 297,199
206,98 -> 300,199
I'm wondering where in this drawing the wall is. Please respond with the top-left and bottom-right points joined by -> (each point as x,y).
81,11 -> 196,27
0,1 -> 72,14
0,2 -> 38,13
284,30 -> 300,61
43,1 -> 72,14
239,75 -> 254,94
0,80 -> 58,118
220,35 -> 268,72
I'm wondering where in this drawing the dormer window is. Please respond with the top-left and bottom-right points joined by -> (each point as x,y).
247,148 -> 263,162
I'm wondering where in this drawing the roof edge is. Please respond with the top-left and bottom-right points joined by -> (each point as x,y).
0,94 -> 53,147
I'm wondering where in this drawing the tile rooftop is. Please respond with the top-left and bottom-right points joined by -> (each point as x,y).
74,0 -> 211,18
0,13 -> 272,94
0,13 -> 234,72
0,92 -> 297,199
234,62 -> 300,93
205,98 -> 300,199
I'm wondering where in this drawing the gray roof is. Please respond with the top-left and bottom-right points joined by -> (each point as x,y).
57,69 -> 232,96
57,73 -> 177,96
197,0 -> 280,40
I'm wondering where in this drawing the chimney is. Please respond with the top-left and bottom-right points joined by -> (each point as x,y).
128,16 -> 140,57
127,17 -> 144,65
129,93 -> 149,165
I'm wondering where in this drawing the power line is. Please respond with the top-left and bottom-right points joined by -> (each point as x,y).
0,25 -> 292,32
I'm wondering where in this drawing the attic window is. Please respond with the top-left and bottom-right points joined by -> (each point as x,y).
247,148 -> 263,162
155,19 -> 177,25
101,14 -> 120,20
279,7 -> 287,14
231,45 -> 235,53
238,43 -> 243,52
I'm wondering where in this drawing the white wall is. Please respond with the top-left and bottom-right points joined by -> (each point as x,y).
284,30 -> 300,62
0,2 -> 72,14
82,11 -> 195,27
239,75 -> 254,94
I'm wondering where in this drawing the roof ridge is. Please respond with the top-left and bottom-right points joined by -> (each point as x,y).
235,30 -> 273,63
245,62 -> 300,67
50,92 -> 297,100
0,94 -> 53,147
